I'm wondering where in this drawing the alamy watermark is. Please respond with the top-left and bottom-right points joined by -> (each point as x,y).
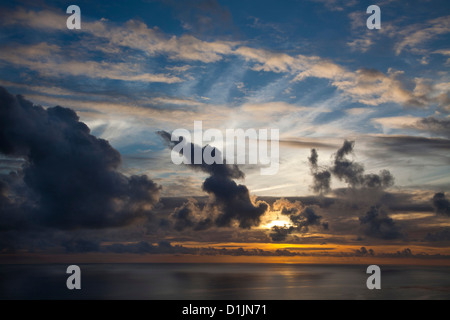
66,5 -> 81,30
66,265 -> 81,290
367,5 -> 381,30
366,265 -> 381,289
170,121 -> 279,175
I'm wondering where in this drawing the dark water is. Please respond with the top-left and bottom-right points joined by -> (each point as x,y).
0,263 -> 449,300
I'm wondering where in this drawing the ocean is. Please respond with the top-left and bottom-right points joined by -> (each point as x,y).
0,263 -> 449,300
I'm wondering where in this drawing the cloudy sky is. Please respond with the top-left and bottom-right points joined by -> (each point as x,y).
0,0 -> 449,265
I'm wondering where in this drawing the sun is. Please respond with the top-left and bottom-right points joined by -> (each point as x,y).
264,217 -> 292,229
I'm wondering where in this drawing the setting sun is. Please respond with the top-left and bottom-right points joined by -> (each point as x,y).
263,217 -> 292,229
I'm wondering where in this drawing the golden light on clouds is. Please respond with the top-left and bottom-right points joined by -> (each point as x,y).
260,210 -> 293,229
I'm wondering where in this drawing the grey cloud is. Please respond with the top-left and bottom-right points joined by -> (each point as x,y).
425,228 -> 450,242
359,206 -> 402,240
418,117 -> 450,138
307,140 -> 395,194
270,199 -> 328,242
354,246 -> 375,256
270,226 -> 292,242
308,148 -> 331,194
0,87 -> 161,231
369,135 -> 450,155
157,130 -> 268,229
432,192 -> 450,216
158,0 -> 236,37
332,140 -> 395,189
102,241 -> 193,254
170,198 -> 214,231
290,207 -> 323,232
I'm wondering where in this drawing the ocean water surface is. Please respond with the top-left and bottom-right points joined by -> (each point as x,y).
0,263 -> 449,300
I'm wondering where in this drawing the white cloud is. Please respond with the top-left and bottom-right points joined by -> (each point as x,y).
2,7 -> 449,110
0,43 -> 183,83
393,15 -> 450,55
345,108 -> 375,116
347,38 -> 373,53
372,116 -> 421,130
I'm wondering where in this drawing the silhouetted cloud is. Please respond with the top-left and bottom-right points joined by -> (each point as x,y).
382,248 -> 413,258
270,199 -> 328,241
354,247 -> 375,256
307,140 -> 394,194
0,87 -> 161,231
157,130 -> 268,229
332,140 -> 394,189
290,207 -> 323,232
308,148 -> 319,169
359,206 -> 402,240
270,225 -> 292,242
308,148 -> 331,194
425,228 -> 450,242
102,240 -> 193,254
170,198 -> 214,231
432,192 -> 450,216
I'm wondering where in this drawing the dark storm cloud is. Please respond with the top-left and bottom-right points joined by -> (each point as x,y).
171,201 -> 196,231
157,130 -> 268,229
157,130 -> 244,179
170,198 -> 213,231
0,87 -> 161,231
359,206 -> 402,240
432,192 -> 450,216
425,228 -> 450,242
269,226 -> 292,242
290,207 -> 323,232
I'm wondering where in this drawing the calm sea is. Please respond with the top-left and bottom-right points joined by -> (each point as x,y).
0,263 -> 449,300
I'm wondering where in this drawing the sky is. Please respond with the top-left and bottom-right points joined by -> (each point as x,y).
0,0 -> 450,265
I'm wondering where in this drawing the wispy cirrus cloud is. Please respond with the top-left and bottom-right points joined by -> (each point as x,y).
0,42 -> 183,83
393,15 -> 450,55
3,7 -> 448,110
373,116 -> 450,138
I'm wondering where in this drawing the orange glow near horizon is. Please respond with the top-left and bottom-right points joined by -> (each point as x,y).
2,241 -> 449,266
1,252 -> 450,266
